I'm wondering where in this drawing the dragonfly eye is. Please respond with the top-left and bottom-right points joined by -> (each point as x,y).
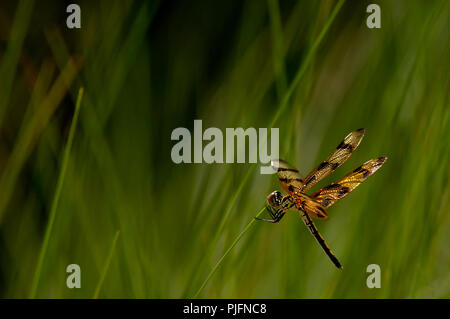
266,191 -> 283,208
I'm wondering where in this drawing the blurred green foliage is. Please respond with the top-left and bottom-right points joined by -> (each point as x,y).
0,0 -> 449,298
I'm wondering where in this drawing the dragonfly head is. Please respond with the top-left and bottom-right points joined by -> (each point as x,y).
266,190 -> 283,212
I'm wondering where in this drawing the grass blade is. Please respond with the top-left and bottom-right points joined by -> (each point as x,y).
267,0 -> 287,99
269,0 -> 345,129
29,87 -> 84,298
0,58 -> 78,224
93,230 -> 121,299
192,207 -> 266,298
0,0 -> 35,128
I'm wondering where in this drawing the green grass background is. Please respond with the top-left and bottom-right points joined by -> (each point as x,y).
0,0 -> 449,298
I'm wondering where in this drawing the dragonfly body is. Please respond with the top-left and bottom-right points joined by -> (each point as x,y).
258,128 -> 387,269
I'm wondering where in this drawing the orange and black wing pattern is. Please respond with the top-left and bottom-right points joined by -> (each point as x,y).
311,157 -> 387,208
301,128 -> 366,192
294,192 -> 329,220
271,159 -> 304,194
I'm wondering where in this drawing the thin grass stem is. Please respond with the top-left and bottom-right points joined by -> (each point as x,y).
93,230 -> 121,299
269,0 -> 345,129
192,207 -> 266,298
29,87 -> 84,298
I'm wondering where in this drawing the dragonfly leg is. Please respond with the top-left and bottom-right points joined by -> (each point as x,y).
257,193 -> 292,223
273,211 -> 285,222
280,195 -> 295,210
254,217 -> 279,223
255,210 -> 285,223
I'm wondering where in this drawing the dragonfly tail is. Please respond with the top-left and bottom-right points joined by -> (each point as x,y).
299,210 -> 343,269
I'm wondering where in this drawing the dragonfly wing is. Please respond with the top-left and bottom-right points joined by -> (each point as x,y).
311,157 -> 387,208
271,159 -> 304,194
294,192 -> 328,220
301,128 -> 366,192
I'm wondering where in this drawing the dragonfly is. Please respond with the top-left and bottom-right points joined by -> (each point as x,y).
256,128 -> 387,269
